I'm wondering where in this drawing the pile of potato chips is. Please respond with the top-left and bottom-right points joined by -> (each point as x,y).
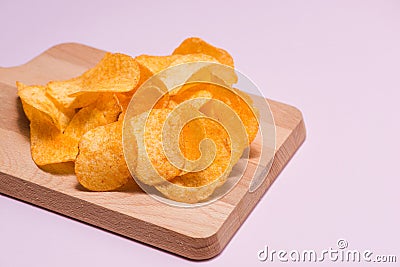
18,37 -> 259,203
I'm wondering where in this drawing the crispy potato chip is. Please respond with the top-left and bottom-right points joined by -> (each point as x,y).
17,82 -> 75,132
47,53 -> 140,108
173,37 -> 234,67
169,54 -> 218,67
135,54 -> 181,77
47,79 -> 99,109
29,106 -> 78,165
71,53 -> 140,95
174,118 -> 231,187
128,110 -> 179,185
172,83 -> 259,144
64,93 -> 121,144
39,162 -> 75,175
155,181 -> 219,204
115,93 -> 132,113
170,83 -> 211,102
155,118 -> 233,203
75,121 -> 130,191
128,106 -> 206,185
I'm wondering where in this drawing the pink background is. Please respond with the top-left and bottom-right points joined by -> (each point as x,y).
1,0 -> 399,266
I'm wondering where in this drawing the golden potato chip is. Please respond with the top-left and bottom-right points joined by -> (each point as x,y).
47,78 -> 98,109
17,82 -> 75,132
128,106 -> 206,185
39,162 -> 75,175
168,54 -> 218,67
115,93 -> 132,113
135,54 -> 181,77
75,121 -> 130,191
128,110 -> 178,185
47,53 -> 140,108
174,118 -> 231,187
29,106 -> 78,165
173,37 -> 234,67
155,181 -> 219,204
64,93 -> 121,144
170,83 -> 211,102
173,83 -> 259,144
72,53 -> 140,95
155,118 -> 233,203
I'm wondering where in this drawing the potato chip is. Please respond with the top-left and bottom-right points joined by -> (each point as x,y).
128,106 -> 206,185
135,54 -> 180,77
155,181 -> 219,204
172,83 -> 259,144
75,121 -> 130,191
174,118 -> 231,186
47,53 -> 140,108
47,78 -> 98,109
128,110 -> 179,185
64,93 -> 121,144
17,82 -> 75,132
39,162 -> 75,175
173,37 -> 234,67
168,54 -> 218,67
155,118 -> 233,203
29,106 -> 78,165
170,83 -> 211,102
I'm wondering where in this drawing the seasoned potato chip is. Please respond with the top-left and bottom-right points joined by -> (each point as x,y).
47,53 -> 140,108
155,181 -> 219,204
170,83 -> 211,102
155,118 -> 233,203
128,106 -> 206,185
173,37 -> 234,67
174,118 -> 231,187
128,110 -> 179,185
17,82 -> 75,132
29,106 -> 78,165
64,93 -> 121,144
47,79 -> 99,109
75,121 -> 130,191
135,54 -> 180,77
169,54 -> 218,67
173,83 -> 259,144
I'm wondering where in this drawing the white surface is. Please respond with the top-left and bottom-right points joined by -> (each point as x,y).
1,0 -> 399,266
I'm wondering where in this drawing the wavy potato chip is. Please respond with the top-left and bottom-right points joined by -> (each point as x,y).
173,37 -> 234,67
128,106 -> 206,185
173,118 -> 231,187
155,181 -> 219,204
64,93 -> 121,144
155,118 -> 233,203
17,82 -> 75,132
47,53 -> 140,108
28,106 -> 78,165
135,54 -> 180,77
169,54 -> 218,67
173,83 -> 259,144
75,121 -> 130,191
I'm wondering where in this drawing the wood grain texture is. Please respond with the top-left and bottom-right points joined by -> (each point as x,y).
0,43 -> 306,260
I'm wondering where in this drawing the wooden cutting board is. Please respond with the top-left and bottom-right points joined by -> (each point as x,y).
0,43 -> 306,260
